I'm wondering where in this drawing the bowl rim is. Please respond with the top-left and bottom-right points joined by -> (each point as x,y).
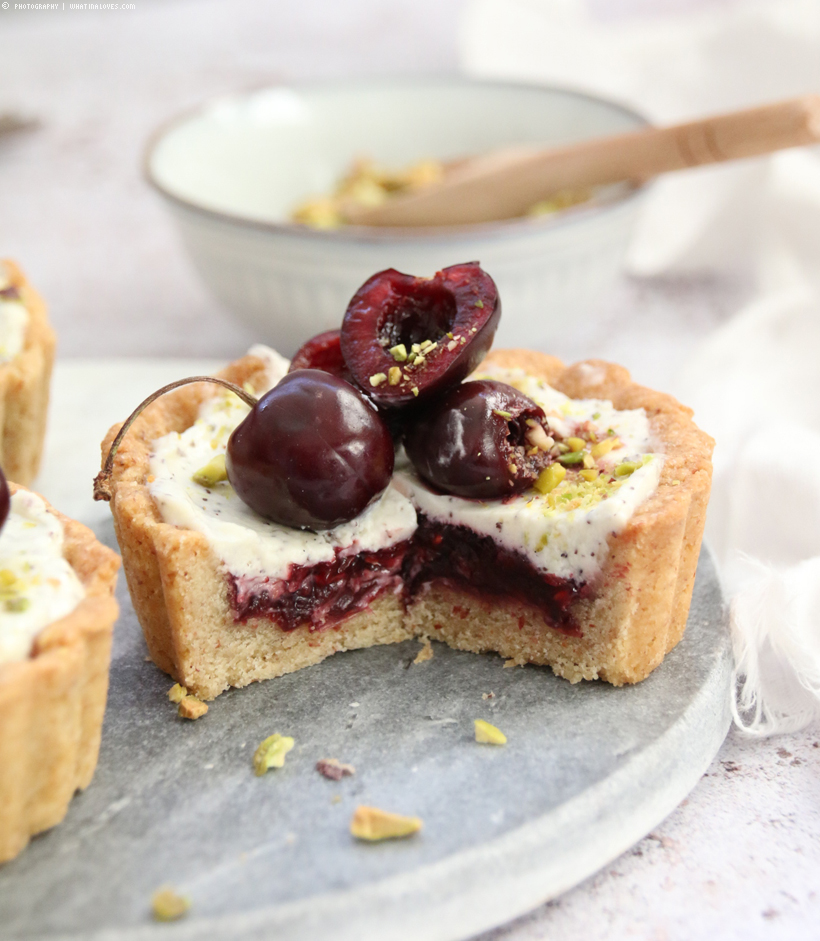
143,74 -> 651,243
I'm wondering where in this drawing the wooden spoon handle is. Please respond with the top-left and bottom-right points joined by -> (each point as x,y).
346,95 -> 820,227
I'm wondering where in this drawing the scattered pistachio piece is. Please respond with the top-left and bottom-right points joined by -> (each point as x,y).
420,339 -> 433,351
5,597 -> 30,613
557,451 -> 585,466
534,463 -> 566,494
566,436 -> 586,452
388,366 -> 402,386
192,453 -> 228,488
614,461 -> 640,477
411,343 -> 422,353
253,733 -> 295,775
582,452 -> 595,469
447,340 -> 458,351
350,806 -> 422,841
474,719 -> 507,745
167,683 -> 187,704
474,299 -> 484,308
591,437 -> 621,459
492,409 -> 513,420
151,887 -> 190,922
389,343 -> 408,362
178,696 -> 208,720
579,468 -> 599,482
411,386 -> 419,397
508,463 -> 518,475
369,373 -> 387,388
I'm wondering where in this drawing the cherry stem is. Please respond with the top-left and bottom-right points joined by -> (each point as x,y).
93,376 -> 258,502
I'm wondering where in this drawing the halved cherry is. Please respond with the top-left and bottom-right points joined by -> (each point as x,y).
340,262 -> 500,409
226,369 -> 395,530
404,380 -> 555,500
289,329 -> 355,385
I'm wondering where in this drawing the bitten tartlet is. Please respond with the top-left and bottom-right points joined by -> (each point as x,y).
0,483 -> 120,864
0,260 -> 56,486
99,344 -> 711,700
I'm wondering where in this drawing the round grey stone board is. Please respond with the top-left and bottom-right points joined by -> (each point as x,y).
0,527 -> 731,941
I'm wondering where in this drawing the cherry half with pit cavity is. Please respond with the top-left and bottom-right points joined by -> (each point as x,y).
404,380 -> 555,500
226,369 -> 395,530
340,262 -> 500,409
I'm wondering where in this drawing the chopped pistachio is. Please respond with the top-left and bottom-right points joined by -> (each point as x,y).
389,343 -> 408,362
388,366 -> 402,386
411,386 -> 419,397
369,372 -> 387,388
474,299 -> 484,308
582,452 -> 595,469
407,352 -> 417,365
614,461 -> 640,477
508,463 -> 518,475
534,463 -> 566,494
151,887 -> 190,922
167,683 -> 187,703
413,355 -> 426,368
447,340 -> 458,351
253,733 -> 295,776
411,343 -> 422,353
579,468 -> 599,482
591,437 -> 621,459
192,453 -> 228,488
420,339 -> 433,350
0,569 -> 17,588
474,719 -> 507,745
566,436 -> 586,452
557,451 -> 585,465
492,409 -> 513,420
178,696 -> 208,720
350,805 -> 422,841
446,331 -> 454,339
5,597 -> 30,613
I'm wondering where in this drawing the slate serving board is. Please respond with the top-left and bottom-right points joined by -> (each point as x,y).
0,527 -> 730,941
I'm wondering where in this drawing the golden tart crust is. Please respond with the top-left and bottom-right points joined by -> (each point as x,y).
100,350 -> 712,700
0,260 -> 56,486
0,485 -> 120,864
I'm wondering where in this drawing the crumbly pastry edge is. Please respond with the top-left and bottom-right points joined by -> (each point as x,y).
0,260 -> 56,486
0,484 -> 120,865
100,349 -> 713,700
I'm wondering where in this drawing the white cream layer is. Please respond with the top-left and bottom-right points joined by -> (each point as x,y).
148,349 -> 662,586
0,490 -> 86,664
394,367 -> 663,583
148,347 -> 418,582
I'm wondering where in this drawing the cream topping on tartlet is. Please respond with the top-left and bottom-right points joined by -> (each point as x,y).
148,347 -> 418,582
0,264 -> 28,364
148,348 -> 662,585
0,490 -> 86,664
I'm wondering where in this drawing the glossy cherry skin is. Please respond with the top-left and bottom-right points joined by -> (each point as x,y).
226,370 -> 395,530
405,380 -> 552,500
0,467 -> 9,533
340,262 -> 500,409
288,329 -> 355,385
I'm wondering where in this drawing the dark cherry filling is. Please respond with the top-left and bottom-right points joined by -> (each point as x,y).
226,515 -> 589,637
402,515 -> 587,637
228,541 -> 408,631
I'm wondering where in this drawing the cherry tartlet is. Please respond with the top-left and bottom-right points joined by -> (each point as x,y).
98,265 -> 713,700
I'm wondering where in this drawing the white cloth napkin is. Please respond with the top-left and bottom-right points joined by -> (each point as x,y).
461,0 -> 820,734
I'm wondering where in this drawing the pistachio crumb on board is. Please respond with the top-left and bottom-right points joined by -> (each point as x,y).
151,887 -> 190,922
253,734 -> 295,775
167,683 -> 187,703
178,696 -> 208,720
350,806 -> 422,841
474,719 -> 507,745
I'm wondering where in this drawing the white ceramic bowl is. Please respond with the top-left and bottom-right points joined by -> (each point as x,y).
146,78 -> 647,356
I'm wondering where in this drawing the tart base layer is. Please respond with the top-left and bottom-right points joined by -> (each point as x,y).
101,349 -> 712,700
0,260 -> 56,486
0,487 -> 120,865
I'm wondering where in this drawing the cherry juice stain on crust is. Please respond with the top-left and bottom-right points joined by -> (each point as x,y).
402,515 -> 586,637
228,542 -> 408,631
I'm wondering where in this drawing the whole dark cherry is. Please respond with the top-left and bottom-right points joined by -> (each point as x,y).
0,467 -> 9,532
288,329 -> 355,385
226,369 -> 394,530
404,380 -> 555,500
340,262 -> 500,409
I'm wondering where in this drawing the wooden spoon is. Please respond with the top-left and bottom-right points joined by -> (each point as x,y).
343,95 -> 820,228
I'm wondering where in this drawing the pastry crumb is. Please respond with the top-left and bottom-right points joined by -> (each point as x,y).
253,734 -> 295,776
482,691 -> 495,700
316,758 -> 355,781
151,886 -> 190,922
331,794 -> 343,804
413,638 -> 434,664
350,806 -> 422,841
177,696 -> 208,720
167,683 -> 187,703
502,659 -> 521,669
475,719 -> 507,745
